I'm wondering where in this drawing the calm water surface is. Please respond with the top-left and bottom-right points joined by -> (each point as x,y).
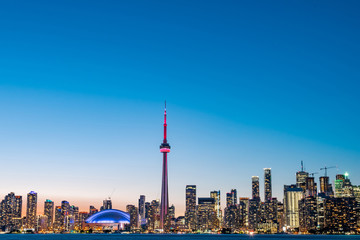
1,235 -> 360,240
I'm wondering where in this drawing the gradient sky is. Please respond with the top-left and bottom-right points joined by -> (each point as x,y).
1,1 -> 360,216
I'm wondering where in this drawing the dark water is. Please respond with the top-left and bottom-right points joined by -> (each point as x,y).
1,235 -> 360,240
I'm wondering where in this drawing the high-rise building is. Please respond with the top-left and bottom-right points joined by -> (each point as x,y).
299,196 -> 317,233
148,199 -> 160,230
60,201 -> 70,231
324,197 -> 357,233
36,215 -> 48,232
53,206 -> 62,232
252,176 -> 260,200
159,102 -> 171,230
319,176 -> 330,196
296,161 -> 309,191
185,185 -> 196,230
14,196 -> 22,218
210,190 -> 222,227
264,168 -> 272,201
138,195 -> 146,224
89,206 -> 98,216
224,189 -> 239,231
79,212 -> 89,227
103,198 -> 112,210
283,185 -> 302,230
44,199 -> 54,230
0,192 -> 17,231
248,199 -> 260,231
305,177 -> 317,197
26,191 -> 37,229
277,202 -> 285,231
126,205 -> 139,230
226,189 -> 237,207
239,198 -> 249,229
197,198 -> 217,231
71,205 -> 80,230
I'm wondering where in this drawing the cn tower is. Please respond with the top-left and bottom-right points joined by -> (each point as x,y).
159,101 -> 170,230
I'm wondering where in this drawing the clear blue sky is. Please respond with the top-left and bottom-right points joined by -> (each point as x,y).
0,0 -> 359,215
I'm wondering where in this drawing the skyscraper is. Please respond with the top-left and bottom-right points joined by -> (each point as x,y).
210,190 -> 222,227
53,206 -> 62,231
305,177 -> 317,197
159,102 -> 171,230
264,168 -> 272,201
126,205 -> 139,230
102,198 -> 112,210
226,189 -> 237,207
296,161 -> 309,190
197,198 -> 217,231
61,201 -> 70,231
283,185 -> 303,229
252,176 -> 260,200
185,185 -> 196,230
44,199 -> 54,230
14,195 -> 22,218
138,195 -> 146,224
26,191 -> 37,229
319,176 -> 330,195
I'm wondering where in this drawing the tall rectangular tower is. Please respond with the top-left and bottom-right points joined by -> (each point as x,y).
252,176 -> 260,200
138,195 -> 146,223
264,168 -> 272,201
26,191 -> 37,229
44,199 -> 54,230
185,185 -> 196,230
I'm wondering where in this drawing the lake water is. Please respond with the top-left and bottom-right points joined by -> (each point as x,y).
1,235 -> 360,240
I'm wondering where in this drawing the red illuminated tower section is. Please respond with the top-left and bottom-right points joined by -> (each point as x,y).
160,102 -> 170,230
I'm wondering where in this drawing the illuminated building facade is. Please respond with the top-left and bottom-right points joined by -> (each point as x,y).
239,197 -> 249,229
224,189 -> 239,231
126,205 -> 139,230
147,199 -> 160,230
44,199 -> 54,230
264,168 -> 272,201
299,196 -> 317,233
26,191 -> 37,229
36,215 -> 48,232
53,206 -> 62,231
185,185 -> 196,230
324,197 -> 357,233
252,176 -> 260,200
196,198 -> 217,232
160,102 -> 171,230
319,176 -> 333,196
283,185 -> 302,230
102,199 -> 112,211
305,177 -> 317,197
0,192 -> 18,231
296,162 -> 309,191
248,198 -> 260,231
138,195 -> 146,225
210,190 -> 222,227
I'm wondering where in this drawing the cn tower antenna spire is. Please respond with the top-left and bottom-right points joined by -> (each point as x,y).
160,101 -> 171,231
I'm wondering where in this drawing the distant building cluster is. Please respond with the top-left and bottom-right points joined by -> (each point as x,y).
1,164 -> 360,234
0,195 -> 129,233
122,165 -> 360,234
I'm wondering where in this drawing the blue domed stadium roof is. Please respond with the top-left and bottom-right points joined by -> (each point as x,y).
85,209 -> 130,224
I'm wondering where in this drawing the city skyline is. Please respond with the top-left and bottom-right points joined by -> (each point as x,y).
1,0 -> 360,219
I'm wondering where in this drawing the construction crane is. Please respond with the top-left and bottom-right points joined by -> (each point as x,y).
320,166 -> 336,177
309,172 -> 319,177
